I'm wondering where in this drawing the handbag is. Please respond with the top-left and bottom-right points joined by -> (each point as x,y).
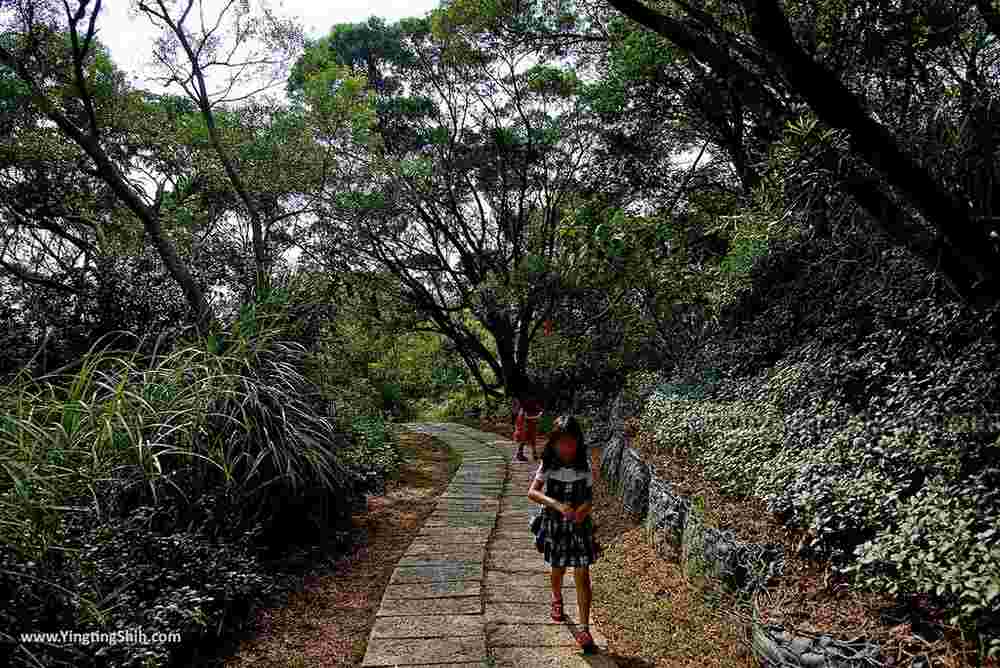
529,510 -> 545,552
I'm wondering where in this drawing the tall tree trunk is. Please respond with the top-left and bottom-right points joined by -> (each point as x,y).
742,0 -> 1000,306
607,0 -> 1000,309
148,0 -> 271,297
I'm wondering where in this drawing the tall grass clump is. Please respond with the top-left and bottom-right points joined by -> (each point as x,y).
0,314 -> 363,667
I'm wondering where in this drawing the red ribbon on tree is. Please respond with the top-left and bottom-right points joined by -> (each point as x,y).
543,319 -> 553,336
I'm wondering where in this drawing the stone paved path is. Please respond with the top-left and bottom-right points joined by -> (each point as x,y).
361,423 -> 617,668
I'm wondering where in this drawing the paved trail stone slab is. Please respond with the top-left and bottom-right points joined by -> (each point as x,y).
418,526 -> 492,537
399,556 -> 485,568
490,539 -> 540,553
406,543 -> 486,560
487,623 -> 608,648
493,530 -> 536,541
415,534 -> 491,547
440,491 -> 503,500
384,581 -> 482,599
390,562 -> 484,583
435,498 -> 501,513
370,615 -> 483,639
448,472 -> 504,481
423,518 -> 497,530
496,516 -> 542,532
486,601 -> 576,623
487,582 -> 578,604
361,423 -> 615,668
445,486 -> 505,497
361,637 -> 486,666
377,596 -> 482,616
486,571 -> 553,587
492,646 -> 619,667
488,552 -> 550,573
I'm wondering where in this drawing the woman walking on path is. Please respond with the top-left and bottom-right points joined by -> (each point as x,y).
527,415 -> 600,653
514,385 -> 544,462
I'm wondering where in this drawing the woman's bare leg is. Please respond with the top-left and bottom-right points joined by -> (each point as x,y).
573,567 -> 592,627
551,566 -> 566,601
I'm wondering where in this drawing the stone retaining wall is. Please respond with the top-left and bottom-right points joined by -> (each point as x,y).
588,394 -> 888,668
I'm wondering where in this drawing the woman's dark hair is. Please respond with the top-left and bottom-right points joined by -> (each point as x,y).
540,415 -> 588,471
508,375 -> 529,401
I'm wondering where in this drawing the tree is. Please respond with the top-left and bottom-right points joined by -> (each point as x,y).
0,0 -> 215,327
441,0 -> 1000,311
294,15 -> 649,397
136,0 -> 308,298
603,0 -> 1000,307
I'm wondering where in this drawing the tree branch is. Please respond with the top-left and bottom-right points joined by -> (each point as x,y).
976,0 -> 1000,42
742,0 -> 999,302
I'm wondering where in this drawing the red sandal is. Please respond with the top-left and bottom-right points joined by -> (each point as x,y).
550,598 -> 565,622
575,629 -> 597,653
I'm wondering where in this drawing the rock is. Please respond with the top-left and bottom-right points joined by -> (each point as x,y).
798,652 -> 826,667
600,435 -> 625,488
620,447 -> 651,518
788,637 -> 812,656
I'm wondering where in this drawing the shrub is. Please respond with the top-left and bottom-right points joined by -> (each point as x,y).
340,414 -> 400,492
324,376 -> 382,425
421,387 -> 488,420
1,504 -> 277,668
379,381 -> 403,413
638,226 -> 1000,643
0,321 -> 366,666
641,388 -> 784,496
848,473 -> 1000,647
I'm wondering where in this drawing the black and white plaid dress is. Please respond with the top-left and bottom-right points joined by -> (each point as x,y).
533,463 -> 599,568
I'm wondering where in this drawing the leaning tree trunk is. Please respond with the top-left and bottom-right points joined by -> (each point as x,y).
742,0 -> 1000,307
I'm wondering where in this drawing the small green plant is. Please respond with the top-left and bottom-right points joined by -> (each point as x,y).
343,414 -> 400,483
682,495 -> 709,582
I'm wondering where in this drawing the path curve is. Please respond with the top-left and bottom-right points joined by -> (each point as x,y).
361,423 -> 617,668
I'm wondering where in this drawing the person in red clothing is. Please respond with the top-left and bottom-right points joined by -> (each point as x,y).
515,386 -> 544,462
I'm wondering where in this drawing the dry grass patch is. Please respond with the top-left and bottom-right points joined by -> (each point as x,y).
590,478 -> 752,668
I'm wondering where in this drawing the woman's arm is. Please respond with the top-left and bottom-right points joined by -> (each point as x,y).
528,479 -> 569,514
572,470 -> 595,523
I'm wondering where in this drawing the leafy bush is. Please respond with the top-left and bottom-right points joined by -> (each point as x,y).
341,414 -> 400,492
419,387 -> 488,421
0,318 -> 367,666
321,376 -> 382,424
849,474 -> 1000,646
1,504 -> 277,668
380,381 -> 403,413
621,370 -> 662,414
642,392 -> 785,496
638,227 -> 1000,645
